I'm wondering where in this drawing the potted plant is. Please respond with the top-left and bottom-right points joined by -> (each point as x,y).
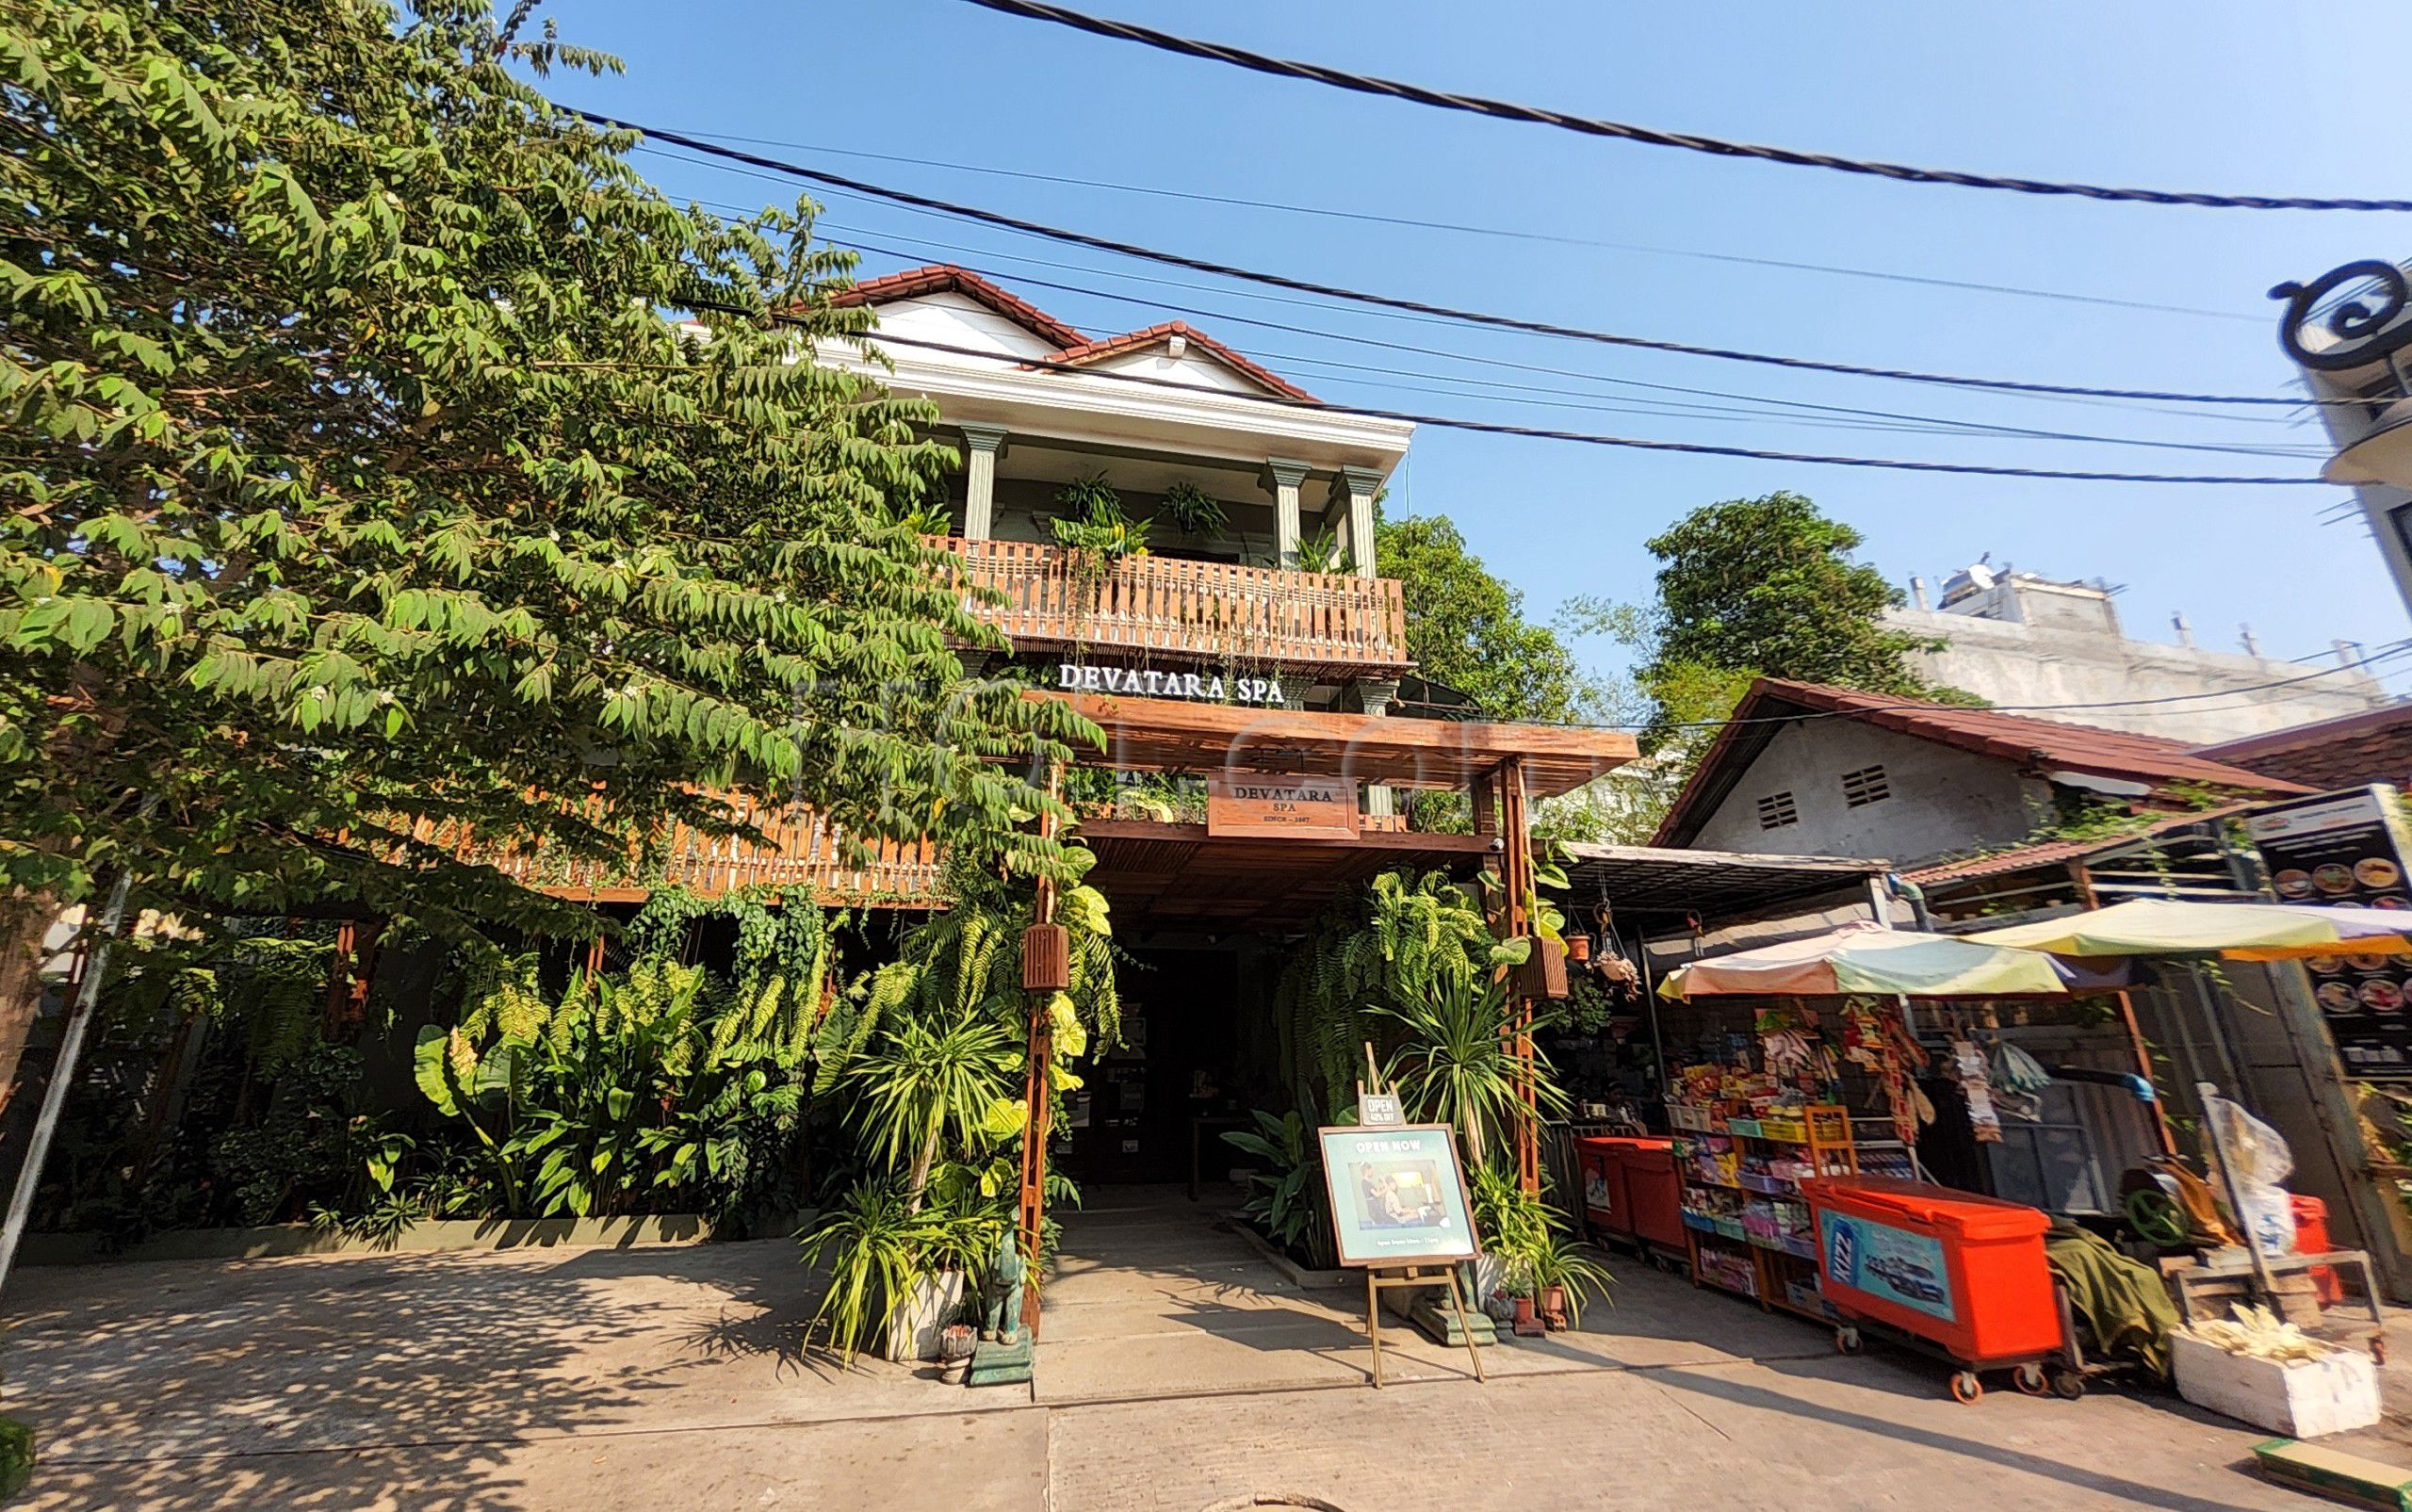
1524,1227 -> 1614,1331
937,1323 -> 978,1384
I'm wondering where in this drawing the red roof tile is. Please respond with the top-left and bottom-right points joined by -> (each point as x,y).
2192,703 -> 2412,792
1036,321 -> 1319,401
830,264 -> 1087,350
1651,677 -> 2311,849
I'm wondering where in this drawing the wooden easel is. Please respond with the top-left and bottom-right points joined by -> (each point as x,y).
1364,1262 -> 1488,1388
1352,1048 -> 1487,1389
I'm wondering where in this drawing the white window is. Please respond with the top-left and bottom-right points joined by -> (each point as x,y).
1841,765 -> 1891,808
1755,791 -> 1799,830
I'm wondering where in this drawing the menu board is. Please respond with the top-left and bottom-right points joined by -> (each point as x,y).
2245,786 -> 2412,1079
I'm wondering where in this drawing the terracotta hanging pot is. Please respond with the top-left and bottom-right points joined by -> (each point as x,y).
1567,933 -> 1592,964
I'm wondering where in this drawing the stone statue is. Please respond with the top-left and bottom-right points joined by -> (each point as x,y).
980,1230 -> 1028,1345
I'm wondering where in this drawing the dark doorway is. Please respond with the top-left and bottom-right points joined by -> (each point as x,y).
1066,945 -> 1244,1186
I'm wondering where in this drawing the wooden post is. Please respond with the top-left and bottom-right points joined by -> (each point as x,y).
1017,766 -> 1063,1337
2069,862 -> 2179,1157
1497,756 -> 1541,1196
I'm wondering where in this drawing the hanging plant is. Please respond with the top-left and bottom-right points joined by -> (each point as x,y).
1049,473 -> 1149,578
1159,480 -> 1227,540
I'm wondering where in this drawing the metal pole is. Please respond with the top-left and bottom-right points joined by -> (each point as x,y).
0,864 -> 136,1294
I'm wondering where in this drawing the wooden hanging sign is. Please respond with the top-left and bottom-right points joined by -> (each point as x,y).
1205,774 -> 1360,839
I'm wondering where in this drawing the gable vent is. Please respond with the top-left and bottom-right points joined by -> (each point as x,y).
1841,765 -> 1891,808
1756,791 -> 1799,830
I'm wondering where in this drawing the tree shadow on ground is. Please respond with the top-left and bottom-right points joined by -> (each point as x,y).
3,1237 -> 827,1509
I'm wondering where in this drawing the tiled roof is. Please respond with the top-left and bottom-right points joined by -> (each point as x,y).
2192,702 -> 2412,792
1650,677 -> 2311,849
828,266 -> 1318,400
830,265 -> 1088,350
1903,804 -> 2255,886
1038,321 -> 1320,402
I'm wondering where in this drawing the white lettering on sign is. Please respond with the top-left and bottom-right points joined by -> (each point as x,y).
1058,663 -> 1282,705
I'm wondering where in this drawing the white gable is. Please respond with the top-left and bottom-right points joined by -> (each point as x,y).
867,291 -> 1062,368
1090,341 -> 1277,396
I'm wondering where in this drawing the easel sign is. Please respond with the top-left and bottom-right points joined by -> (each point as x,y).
1317,1125 -> 1479,1268
1317,1123 -> 1487,1387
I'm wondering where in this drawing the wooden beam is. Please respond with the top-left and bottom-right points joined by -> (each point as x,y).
1040,692 -> 1636,798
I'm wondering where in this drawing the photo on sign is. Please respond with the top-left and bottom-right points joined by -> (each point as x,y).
1315,1124 -> 1478,1268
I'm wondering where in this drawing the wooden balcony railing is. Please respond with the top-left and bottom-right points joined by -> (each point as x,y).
931,536 -> 1410,675
478,792 -> 944,905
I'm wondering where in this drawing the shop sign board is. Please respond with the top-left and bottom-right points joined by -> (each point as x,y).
1317,1124 -> 1479,1269
1822,1211 -> 1957,1324
1356,1092 -> 1404,1128
1053,661 -> 1290,706
1206,775 -> 1360,840
2245,786 -> 2412,1079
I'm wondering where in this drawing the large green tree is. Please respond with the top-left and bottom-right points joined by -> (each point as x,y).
0,0 -> 1090,1092
1376,512 -> 1593,724
1632,492 -> 1951,700
1558,492 -> 1966,839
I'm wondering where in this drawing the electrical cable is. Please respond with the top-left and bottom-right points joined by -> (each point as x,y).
581,111 -> 2358,410
644,123 -> 2262,323
804,323 -> 2329,485
803,221 -> 2325,463
955,0 -> 2412,214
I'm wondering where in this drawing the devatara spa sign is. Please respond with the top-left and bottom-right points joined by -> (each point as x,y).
1054,662 -> 1291,706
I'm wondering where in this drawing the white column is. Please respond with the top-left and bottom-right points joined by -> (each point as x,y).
1266,458 -> 1308,569
960,424 -> 1007,540
1332,467 -> 1380,578
1360,676 -> 1401,819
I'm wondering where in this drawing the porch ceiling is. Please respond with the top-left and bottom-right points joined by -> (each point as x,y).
1076,820 -> 1491,934
1045,693 -> 1638,797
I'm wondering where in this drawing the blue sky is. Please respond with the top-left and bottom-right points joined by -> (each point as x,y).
545,0 -> 2412,701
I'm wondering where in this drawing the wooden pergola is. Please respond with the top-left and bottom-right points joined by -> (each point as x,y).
1013,693 -> 1637,1330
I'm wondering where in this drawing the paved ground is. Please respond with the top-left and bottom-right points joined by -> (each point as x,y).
3,1187 -> 2404,1510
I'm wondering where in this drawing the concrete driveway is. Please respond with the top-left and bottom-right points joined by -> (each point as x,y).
0,1195 -> 2391,1510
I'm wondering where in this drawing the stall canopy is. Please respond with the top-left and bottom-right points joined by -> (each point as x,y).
1657,920 -> 2069,1000
1970,898 -> 2412,962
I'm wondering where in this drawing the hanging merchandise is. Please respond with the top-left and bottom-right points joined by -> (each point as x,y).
1990,1041 -> 2053,1123
1844,998 -> 1931,1147
2203,1095 -> 2298,1260
1949,1039 -> 2003,1144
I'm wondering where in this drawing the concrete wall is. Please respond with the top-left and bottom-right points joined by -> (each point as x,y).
1688,717 -> 2048,867
1890,605 -> 2388,745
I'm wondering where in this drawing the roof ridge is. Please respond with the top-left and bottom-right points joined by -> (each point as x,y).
832,263 -> 1088,350
1039,320 -> 1318,401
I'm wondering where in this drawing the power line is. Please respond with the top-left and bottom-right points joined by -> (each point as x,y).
646,124 -> 2263,324
957,0 -> 2412,214
1534,641 -> 2412,733
801,323 -> 2327,485
584,111 -> 2355,410
807,221 -> 2324,463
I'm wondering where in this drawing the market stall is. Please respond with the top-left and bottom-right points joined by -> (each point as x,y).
1652,925 -> 2071,1350
1970,898 -> 2406,1359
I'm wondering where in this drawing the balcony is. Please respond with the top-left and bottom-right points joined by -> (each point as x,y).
931,536 -> 1410,678
481,794 -> 943,906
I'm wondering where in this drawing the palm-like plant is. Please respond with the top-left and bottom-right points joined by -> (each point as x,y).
848,1011 -> 1020,1209
1376,974 -> 1568,1168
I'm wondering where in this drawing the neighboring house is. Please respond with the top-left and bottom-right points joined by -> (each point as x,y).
1885,563 -> 2388,744
1648,677 -> 2310,869
2193,702 -> 2412,792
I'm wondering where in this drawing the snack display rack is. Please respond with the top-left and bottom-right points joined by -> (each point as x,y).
1671,1098 -> 1860,1321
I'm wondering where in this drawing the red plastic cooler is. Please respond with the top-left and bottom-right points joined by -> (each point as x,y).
1799,1175 -> 2062,1395
1574,1136 -> 1684,1257
1574,1137 -> 1635,1242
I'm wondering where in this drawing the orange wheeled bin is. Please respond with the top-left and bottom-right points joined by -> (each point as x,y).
1798,1175 -> 2067,1403
1574,1137 -> 1635,1243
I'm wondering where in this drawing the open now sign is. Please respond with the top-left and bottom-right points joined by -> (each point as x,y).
1206,774 -> 1360,839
